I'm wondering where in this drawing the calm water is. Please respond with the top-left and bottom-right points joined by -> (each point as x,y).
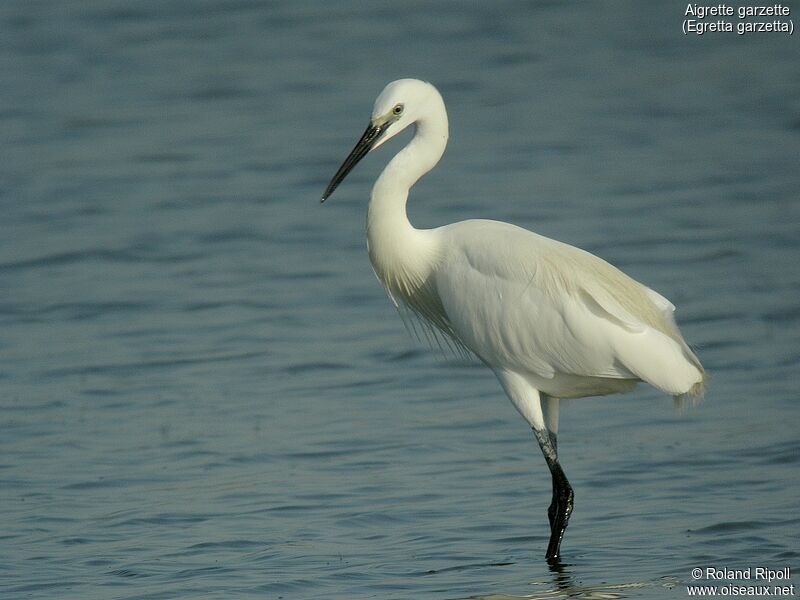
2,2 -> 799,598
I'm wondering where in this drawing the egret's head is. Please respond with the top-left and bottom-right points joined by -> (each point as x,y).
321,79 -> 442,202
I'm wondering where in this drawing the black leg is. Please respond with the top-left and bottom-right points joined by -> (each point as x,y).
546,430 -> 559,530
544,456 -> 574,561
548,485 -> 557,530
533,428 -> 574,561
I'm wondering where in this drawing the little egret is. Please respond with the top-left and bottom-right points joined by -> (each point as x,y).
321,79 -> 704,560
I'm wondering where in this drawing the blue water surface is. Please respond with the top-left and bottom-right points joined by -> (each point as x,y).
2,2 -> 799,598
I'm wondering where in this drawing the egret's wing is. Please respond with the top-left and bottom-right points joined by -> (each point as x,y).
576,276 -> 682,335
430,253 -> 559,379
577,287 -> 647,334
433,220 -> 703,395
432,220 -> 634,380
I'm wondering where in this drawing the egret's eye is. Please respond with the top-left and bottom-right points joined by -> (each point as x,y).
392,104 -> 404,116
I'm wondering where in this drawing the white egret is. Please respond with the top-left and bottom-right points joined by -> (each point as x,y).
321,79 -> 704,560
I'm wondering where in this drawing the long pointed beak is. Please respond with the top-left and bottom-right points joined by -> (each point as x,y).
321,121 -> 389,203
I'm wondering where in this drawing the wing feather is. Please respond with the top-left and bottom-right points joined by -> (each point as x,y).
429,220 -> 703,397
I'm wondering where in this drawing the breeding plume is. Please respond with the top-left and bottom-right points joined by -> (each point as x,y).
321,79 -> 704,560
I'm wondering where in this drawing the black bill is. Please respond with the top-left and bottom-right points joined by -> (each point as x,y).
321,121 -> 390,202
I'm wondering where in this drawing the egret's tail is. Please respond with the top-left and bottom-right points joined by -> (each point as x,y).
673,372 -> 706,411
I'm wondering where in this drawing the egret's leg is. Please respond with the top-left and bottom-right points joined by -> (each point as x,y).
543,395 -> 560,451
533,416 -> 574,561
494,372 -> 575,560
542,396 -> 560,529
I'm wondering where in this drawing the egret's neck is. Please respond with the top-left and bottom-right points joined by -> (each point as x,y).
366,113 -> 448,290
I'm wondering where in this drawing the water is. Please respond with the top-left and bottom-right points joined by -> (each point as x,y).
2,1 -> 799,598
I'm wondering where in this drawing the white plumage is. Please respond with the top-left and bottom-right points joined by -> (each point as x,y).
322,78 -> 704,560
